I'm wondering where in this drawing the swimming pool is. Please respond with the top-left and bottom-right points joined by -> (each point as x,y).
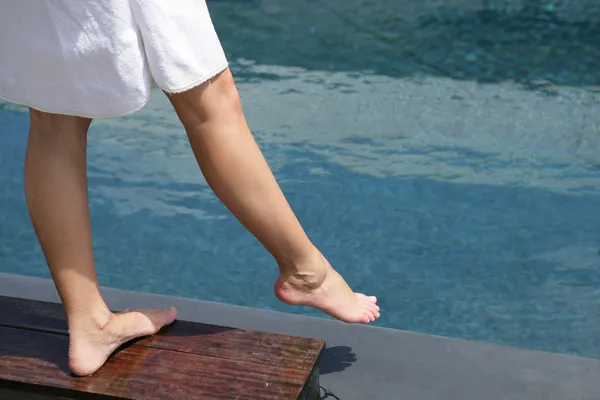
1,0 -> 600,359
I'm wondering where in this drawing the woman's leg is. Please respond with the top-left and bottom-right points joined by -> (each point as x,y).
24,109 -> 177,376
166,69 -> 380,324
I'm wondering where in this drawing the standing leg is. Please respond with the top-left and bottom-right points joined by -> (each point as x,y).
166,69 -> 380,324
24,109 -> 177,376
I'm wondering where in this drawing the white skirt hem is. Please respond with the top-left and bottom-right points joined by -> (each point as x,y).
162,62 -> 229,95
0,62 -> 230,119
0,0 -> 229,119
0,91 -> 150,119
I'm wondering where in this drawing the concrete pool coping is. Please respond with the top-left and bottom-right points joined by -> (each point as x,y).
0,272 -> 598,400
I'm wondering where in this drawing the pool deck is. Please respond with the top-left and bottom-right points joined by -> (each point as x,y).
0,272 -> 598,400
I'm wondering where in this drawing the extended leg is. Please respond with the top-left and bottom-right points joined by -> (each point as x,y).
166,69 -> 380,323
24,109 -> 176,376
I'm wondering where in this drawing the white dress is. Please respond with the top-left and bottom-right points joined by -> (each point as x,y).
0,0 -> 229,118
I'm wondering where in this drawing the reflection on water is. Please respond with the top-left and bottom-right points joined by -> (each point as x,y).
211,0 -> 600,88
1,0 -> 600,359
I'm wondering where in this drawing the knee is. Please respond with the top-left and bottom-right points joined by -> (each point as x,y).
169,68 -> 245,129
207,68 -> 243,113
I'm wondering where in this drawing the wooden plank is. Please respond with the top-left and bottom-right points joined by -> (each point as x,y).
0,326 -> 310,399
0,296 -> 324,399
0,295 -> 323,371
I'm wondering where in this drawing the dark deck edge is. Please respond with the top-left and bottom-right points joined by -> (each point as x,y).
0,380 -> 113,400
298,342 -> 323,400
1,272 -> 600,400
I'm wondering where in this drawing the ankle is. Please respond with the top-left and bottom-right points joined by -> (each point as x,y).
277,247 -> 328,289
67,303 -> 113,333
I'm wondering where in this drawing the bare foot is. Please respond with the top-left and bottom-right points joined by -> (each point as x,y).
274,253 -> 380,324
68,307 -> 177,376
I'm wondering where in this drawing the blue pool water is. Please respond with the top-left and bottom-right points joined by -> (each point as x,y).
1,0 -> 600,358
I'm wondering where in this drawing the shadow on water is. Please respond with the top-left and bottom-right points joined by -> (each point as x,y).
207,0 -> 600,89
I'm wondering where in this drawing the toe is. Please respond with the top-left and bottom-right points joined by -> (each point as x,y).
152,307 -> 178,328
358,294 -> 378,304
124,307 -> 178,335
368,301 -> 380,313
367,310 -> 377,322
364,302 -> 380,320
361,296 -> 379,310
371,306 -> 380,319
